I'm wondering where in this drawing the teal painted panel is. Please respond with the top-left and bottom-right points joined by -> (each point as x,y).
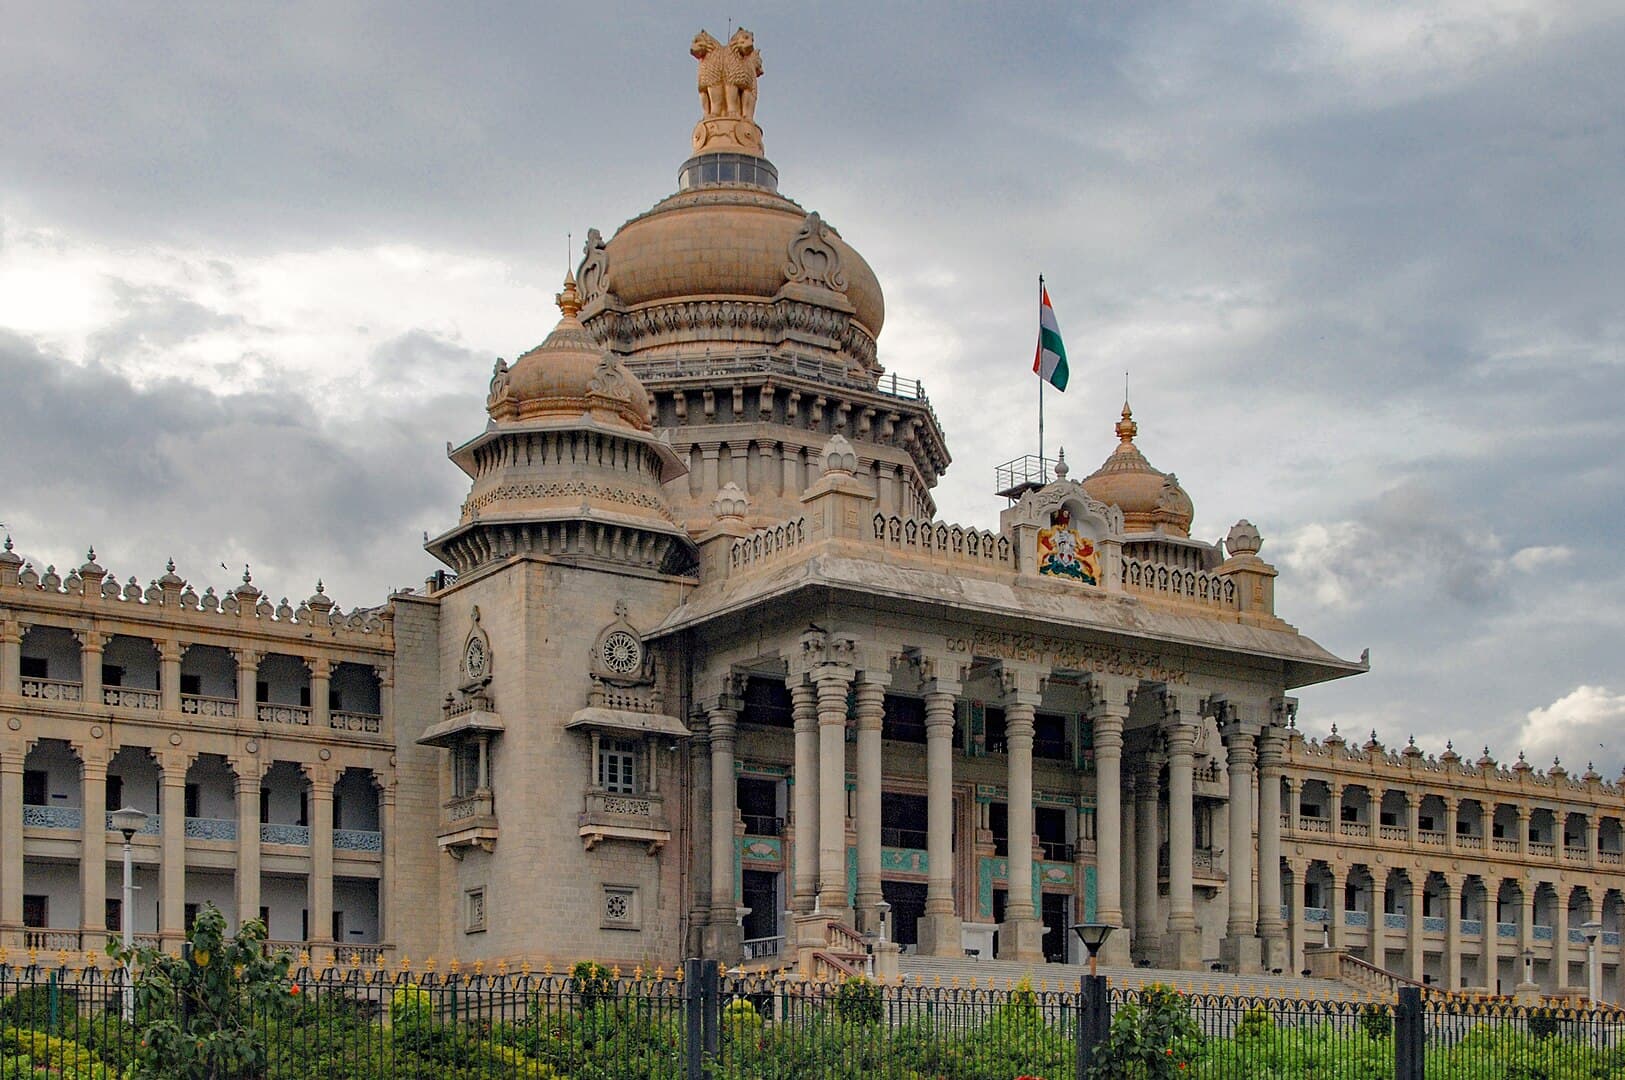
977,856 -> 994,918
881,847 -> 927,874
846,846 -> 858,908
1084,865 -> 1097,922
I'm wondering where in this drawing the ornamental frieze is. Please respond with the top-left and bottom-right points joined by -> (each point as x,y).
461,481 -> 675,522
943,630 -> 1188,685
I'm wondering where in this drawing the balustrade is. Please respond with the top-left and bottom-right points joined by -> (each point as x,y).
1378,824 -> 1407,841
20,677 -> 82,702
23,930 -> 82,951
1529,840 -> 1555,858
1562,846 -> 1588,862
1342,822 -> 1369,837
1298,816 -> 1329,834
1384,913 -> 1408,930
21,805 -> 83,830
1423,916 -> 1447,933
1492,837 -> 1518,853
180,693 -> 238,718
333,828 -> 383,852
330,710 -> 381,733
742,936 -> 784,960
103,686 -> 159,710
1460,919 -> 1483,936
1417,830 -> 1447,847
105,812 -> 161,835
260,823 -> 312,846
258,702 -> 311,726
183,817 -> 238,841
742,814 -> 785,837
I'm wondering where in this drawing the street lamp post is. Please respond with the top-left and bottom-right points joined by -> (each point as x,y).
1070,923 -> 1115,977
1582,921 -> 1603,1003
109,806 -> 149,1021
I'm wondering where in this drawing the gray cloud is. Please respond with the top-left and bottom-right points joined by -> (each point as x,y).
2,3 -> 1622,772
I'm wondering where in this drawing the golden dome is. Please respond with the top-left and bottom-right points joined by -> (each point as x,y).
600,187 -> 886,339
487,273 -> 652,431
1079,402 -> 1195,537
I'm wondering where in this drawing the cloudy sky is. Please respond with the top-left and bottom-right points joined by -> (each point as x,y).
2,3 -> 1620,772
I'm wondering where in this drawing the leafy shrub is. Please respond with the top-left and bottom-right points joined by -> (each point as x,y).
834,976 -> 883,1024
1358,1002 -> 1392,1039
1236,1004 -> 1274,1042
1525,1005 -> 1560,1040
722,996 -> 764,1042
0,984 -> 78,1034
570,960 -> 615,1012
0,1027 -> 110,1079
1088,982 -> 1201,1079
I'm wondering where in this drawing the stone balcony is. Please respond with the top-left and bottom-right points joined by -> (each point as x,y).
578,789 -> 671,854
439,791 -> 497,856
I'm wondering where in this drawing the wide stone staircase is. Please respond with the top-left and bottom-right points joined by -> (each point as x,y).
895,953 -> 1368,1002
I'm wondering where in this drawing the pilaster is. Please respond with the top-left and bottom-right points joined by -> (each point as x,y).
703,691 -> 742,959
159,751 -> 189,944
788,679 -> 819,915
80,754 -> 109,949
1256,724 -> 1288,971
995,664 -> 1043,963
813,656 -> 855,926
1087,675 -> 1134,966
851,676 -> 887,935
305,763 -> 336,953
232,758 -> 263,932
916,659 -> 962,958
1160,693 -> 1201,970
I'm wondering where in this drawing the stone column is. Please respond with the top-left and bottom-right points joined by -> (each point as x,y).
158,640 -> 185,714
1120,775 -> 1137,942
815,665 -> 854,926
1445,800 -> 1459,852
78,630 -> 108,707
1221,720 -> 1260,972
234,649 -> 261,720
1090,694 -> 1132,965
1482,803 -> 1496,854
789,683 -> 819,914
1162,715 -> 1200,969
917,680 -> 962,957
1587,814 -> 1600,868
0,745 -> 21,934
1285,860 -> 1304,974
306,766 -> 335,954
1285,778 -> 1301,833
80,754 -> 108,948
1407,874 -> 1425,981
705,698 -> 742,957
1,619 -> 23,697
1134,759 -> 1161,961
686,713 -> 712,955
1554,890 -> 1571,990
998,672 -> 1043,962
309,658 -> 331,732
1517,806 -> 1531,857
378,781 -> 396,945
1368,788 -> 1381,839
1406,792 -> 1421,847
160,753 -> 188,945
233,760 -> 262,932
1518,884 -> 1537,989
1256,729 -> 1288,971
1485,879 -> 1502,992
852,679 -> 885,934
1442,875 -> 1461,991
1328,782 -> 1343,840
1327,865 -> 1346,951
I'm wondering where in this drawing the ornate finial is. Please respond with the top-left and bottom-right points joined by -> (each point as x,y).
243,565 -> 253,584
556,269 -> 582,319
1115,399 -> 1138,443
316,579 -> 325,594
87,547 -> 96,562
1053,447 -> 1069,480
1330,723 -> 1338,735
3,536 -> 11,552
1446,740 -> 1453,751
166,558 -> 175,572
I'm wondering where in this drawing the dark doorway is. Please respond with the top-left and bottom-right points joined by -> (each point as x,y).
742,870 -> 779,941
1041,892 -> 1070,963
881,880 -> 927,948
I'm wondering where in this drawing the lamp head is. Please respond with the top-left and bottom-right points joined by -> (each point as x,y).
1070,922 -> 1114,955
1582,920 -> 1602,944
109,806 -> 148,839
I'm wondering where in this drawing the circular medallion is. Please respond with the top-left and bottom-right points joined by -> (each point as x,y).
319,748 -> 331,762
90,724 -> 104,738
464,637 -> 488,680
600,630 -> 642,675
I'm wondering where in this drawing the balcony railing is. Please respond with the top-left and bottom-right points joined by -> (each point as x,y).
1423,916 -> 1447,933
1417,830 -> 1447,847
22,804 -> 83,830
1039,840 -> 1076,862
742,814 -> 785,837
23,929 -> 83,951
742,936 -> 784,961
1529,841 -> 1555,858
1298,817 -> 1329,834
20,676 -> 82,702
1342,822 -> 1369,837
184,817 -> 237,841
1562,846 -> 1588,862
181,693 -> 238,718
1379,825 -> 1407,842
1602,851 -> 1623,865
258,702 -> 311,726
1492,838 -> 1518,853
104,686 -> 159,710
1384,913 -> 1408,930
331,710 -> 381,733
334,829 -> 383,852
260,823 -> 311,846
1461,919 -> 1483,936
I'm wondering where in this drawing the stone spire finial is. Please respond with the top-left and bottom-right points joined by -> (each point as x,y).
1053,447 -> 1069,480
712,482 -> 748,521
556,269 -> 583,320
1115,400 -> 1138,444
821,433 -> 858,475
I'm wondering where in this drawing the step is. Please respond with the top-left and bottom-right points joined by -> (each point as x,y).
895,954 -> 1366,1002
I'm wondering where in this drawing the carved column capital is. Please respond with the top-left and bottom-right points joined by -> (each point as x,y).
156,639 -> 189,664
73,629 -> 111,652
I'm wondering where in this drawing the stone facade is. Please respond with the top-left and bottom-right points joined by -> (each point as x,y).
1,29 -> 1622,1002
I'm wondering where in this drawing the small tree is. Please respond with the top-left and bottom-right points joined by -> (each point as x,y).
1088,983 -> 1202,1079
109,903 -> 296,1080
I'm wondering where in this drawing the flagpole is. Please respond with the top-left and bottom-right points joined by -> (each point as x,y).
1038,274 -> 1045,481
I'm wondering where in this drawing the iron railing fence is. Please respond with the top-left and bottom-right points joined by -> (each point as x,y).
3,962 -> 1624,1078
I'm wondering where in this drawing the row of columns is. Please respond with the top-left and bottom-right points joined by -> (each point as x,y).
0,744 -> 391,950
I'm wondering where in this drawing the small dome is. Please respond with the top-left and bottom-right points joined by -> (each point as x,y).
488,274 -> 652,431
1080,402 -> 1195,537
600,189 -> 885,338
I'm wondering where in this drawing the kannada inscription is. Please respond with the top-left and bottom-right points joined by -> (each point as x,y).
944,630 -> 1188,685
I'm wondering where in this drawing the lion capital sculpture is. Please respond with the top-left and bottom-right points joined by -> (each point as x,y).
692,27 -> 763,122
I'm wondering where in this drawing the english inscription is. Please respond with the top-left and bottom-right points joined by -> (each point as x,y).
944,631 -> 1187,684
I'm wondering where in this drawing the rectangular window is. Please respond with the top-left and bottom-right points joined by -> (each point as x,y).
23,770 -> 47,806
298,792 -> 308,827
454,743 -> 481,798
1341,805 -> 1358,823
301,910 -> 308,943
331,911 -> 344,942
180,673 -> 201,696
184,783 -> 201,819
19,656 -> 47,679
23,895 -> 47,928
299,686 -> 311,708
329,688 -> 341,711
260,906 -> 270,932
184,902 -> 199,928
105,898 -> 122,933
599,739 -> 638,794
106,775 -> 123,812
466,888 -> 487,934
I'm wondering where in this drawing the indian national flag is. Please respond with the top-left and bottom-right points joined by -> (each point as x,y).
1033,279 -> 1069,391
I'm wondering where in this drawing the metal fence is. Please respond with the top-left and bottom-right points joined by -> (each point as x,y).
3,961 -> 1624,1078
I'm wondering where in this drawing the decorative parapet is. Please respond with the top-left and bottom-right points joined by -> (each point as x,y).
0,549 -> 392,646
871,513 -> 1011,567
1121,557 -> 1239,610
729,516 -> 807,572
334,828 -> 383,853
261,823 -> 312,846
184,817 -> 238,841
578,789 -> 671,854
